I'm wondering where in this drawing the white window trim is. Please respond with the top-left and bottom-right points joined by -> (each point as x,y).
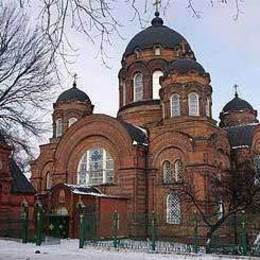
133,73 -> 143,102
166,193 -> 181,224
46,172 -> 51,190
152,70 -> 163,99
171,94 -> 181,117
174,159 -> 183,182
188,92 -> 200,116
77,148 -> 114,186
206,98 -> 211,117
55,118 -> 63,137
68,117 -> 77,127
122,82 -> 127,106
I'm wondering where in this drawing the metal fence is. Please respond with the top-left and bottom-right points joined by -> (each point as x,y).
0,203 -> 259,257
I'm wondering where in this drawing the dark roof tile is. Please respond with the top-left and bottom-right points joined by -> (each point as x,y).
120,121 -> 148,146
226,124 -> 257,148
10,160 -> 36,194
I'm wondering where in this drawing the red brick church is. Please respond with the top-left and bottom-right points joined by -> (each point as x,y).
30,12 -> 260,239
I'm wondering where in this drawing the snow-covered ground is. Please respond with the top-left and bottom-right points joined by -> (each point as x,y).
0,239 -> 257,260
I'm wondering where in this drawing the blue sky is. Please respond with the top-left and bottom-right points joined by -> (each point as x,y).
39,0 -> 260,145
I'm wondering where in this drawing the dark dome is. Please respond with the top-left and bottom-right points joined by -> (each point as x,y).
223,94 -> 253,112
165,58 -> 206,75
56,84 -> 91,103
123,13 -> 192,57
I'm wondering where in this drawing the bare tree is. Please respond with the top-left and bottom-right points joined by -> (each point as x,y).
0,4 -> 57,160
2,0 -> 244,67
180,160 -> 260,246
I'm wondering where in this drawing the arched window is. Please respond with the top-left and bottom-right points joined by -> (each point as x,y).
174,159 -> 183,181
122,82 -> 127,106
171,94 -> 180,117
46,172 -> 51,190
133,73 -> 143,101
163,161 -> 173,183
254,155 -> 260,185
167,193 -> 181,224
206,98 -> 210,117
55,118 -> 63,137
188,93 -> 199,116
154,45 -> 161,56
77,147 -> 114,186
68,117 -> 77,127
152,71 -> 163,99
134,48 -> 141,59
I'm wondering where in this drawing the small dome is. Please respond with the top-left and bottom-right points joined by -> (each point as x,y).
165,58 -> 206,75
123,12 -> 192,58
56,83 -> 91,103
223,94 -> 253,112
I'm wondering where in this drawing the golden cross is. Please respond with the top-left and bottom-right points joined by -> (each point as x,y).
153,0 -> 161,13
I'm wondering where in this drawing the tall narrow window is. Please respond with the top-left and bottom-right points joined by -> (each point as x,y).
254,155 -> 260,185
134,48 -> 141,59
174,159 -> 183,181
154,46 -> 161,56
171,94 -> 180,117
152,71 -> 163,99
77,148 -> 114,186
122,82 -> 127,106
188,93 -> 199,116
163,160 -> 173,183
167,193 -> 181,224
217,200 -> 224,219
46,172 -> 51,190
133,73 -> 143,101
206,98 -> 210,117
68,117 -> 77,127
55,118 -> 63,137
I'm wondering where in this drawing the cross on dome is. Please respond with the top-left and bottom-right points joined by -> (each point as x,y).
234,84 -> 239,98
73,73 -> 78,88
153,0 -> 161,14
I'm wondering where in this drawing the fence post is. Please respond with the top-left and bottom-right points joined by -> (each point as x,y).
112,210 -> 119,248
21,201 -> 28,243
35,203 -> 43,246
78,204 -> 86,249
193,212 -> 199,254
150,211 -> 156,251
240,211 -> 248,256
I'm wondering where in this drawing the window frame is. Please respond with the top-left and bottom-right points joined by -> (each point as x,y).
46,172 -> 51,190
77,147 -> 115,186
206,97 -> 211,117
122,82 -> 127,106
55,118 -> 63,137
174,159 -> 183,182
188,92 -> 200,116
152,70 -> 163,100
166,193 -> 181,224
68,117 -> 78,127
171,94 -> 181,117
133,73 -> 143,102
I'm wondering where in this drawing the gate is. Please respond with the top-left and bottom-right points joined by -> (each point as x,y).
84,210 -> 96,240
47,215 -> 69,239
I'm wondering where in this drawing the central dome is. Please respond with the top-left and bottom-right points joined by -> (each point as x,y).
123,12 -> 192,58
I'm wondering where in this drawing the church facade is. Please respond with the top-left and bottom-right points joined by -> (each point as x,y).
30,12 -> 260,240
